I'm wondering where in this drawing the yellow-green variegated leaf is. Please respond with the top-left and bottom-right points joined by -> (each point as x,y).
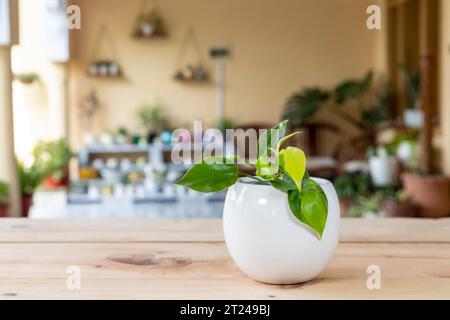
279,147 -> 306,191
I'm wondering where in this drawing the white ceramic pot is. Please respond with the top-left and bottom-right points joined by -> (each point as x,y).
223,178 -> 340,284
369,156 -> 398,187
403,109 -> 423,128
141,23 -> 154,37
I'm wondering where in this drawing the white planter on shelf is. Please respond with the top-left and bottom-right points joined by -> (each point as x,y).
403,109 -> 423,128
223,178 -> 340,284
396,141 -> 417,166
141,23 -> 154,37
369,156 -> 398,187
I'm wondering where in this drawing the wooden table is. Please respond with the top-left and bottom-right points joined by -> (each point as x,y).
0,218 -> 449,299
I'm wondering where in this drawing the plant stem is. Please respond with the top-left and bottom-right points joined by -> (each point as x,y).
238,172 -> 266,182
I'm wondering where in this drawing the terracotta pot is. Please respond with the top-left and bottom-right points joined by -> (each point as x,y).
0,202 -> 8,217
339,198 -> 353,217
22,194 -> 33,217
383,200 -> 420,218
44,168 -> 69,189
402,173 -> 450,218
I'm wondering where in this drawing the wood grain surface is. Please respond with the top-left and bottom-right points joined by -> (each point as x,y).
0,218 -> 449,299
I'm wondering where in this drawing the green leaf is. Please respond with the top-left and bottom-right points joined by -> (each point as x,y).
257,120 -> 288,158
176,157 -> 238,193
301,170 -> 311,187
271,174 -> 297,191
279,147 -> 306,191
288,178 -> 328,239
276,131 -> 301,152
334,71 -> 373,105
281,88 -> 330,127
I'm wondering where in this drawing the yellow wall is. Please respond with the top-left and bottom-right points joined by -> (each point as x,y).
440,0 -> 450,175
68,0 -> 384,148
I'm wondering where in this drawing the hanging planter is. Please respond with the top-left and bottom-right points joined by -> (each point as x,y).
14,72 -> 40,85
133,11 -> 166,38
87,26 -> 123,79
173,28 -> 209,83
132,0 -> 167,39
174,64 -> 208,82
88,60 -> 122,78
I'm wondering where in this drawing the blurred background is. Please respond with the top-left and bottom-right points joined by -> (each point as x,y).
0,0 -> 448,219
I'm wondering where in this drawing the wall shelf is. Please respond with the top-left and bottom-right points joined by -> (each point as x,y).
86,74 -> 124,80
132,30 -> 167,39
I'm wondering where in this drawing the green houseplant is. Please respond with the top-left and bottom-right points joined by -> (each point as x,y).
18,162 -> 45,217
282,71 -> 389,139
177,120 -> 328,238
401,9 -> 450,219
33,139 -> 73,189
0,181 -> 9,217
134,9 -> 165,37
136,103 -> 170,143
333,172 -> 371,215
176,120 -> 339,284
14,72 -> 40,85
383,189 -> 420,218
347,192 -> 385,218
402,67 -> 423,128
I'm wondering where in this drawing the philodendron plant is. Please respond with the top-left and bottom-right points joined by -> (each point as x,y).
176,120 -> 328,238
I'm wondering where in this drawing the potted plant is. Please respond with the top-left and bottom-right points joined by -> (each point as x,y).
33,139 -> 73,189
282,72 -> 391,164
116,127 -> 130,145
333,172 -> 371,215
13,72 -> 40,85
402,35 -> 450,218
176,120 -> 339,284
0,181 -> 9,217
282,71 -> 389,136
383,188 -> 420,218
136,103 -> 170,143
403,173 -> 450,218
134,9 -> 164,37
402,67 -> 423,128
368,146 -> 398,187
347,192 -> 385,218
18,162 -> 45,217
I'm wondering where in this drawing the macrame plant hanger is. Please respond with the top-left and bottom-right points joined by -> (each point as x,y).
88,25 -> 123,77
173,27 -> 208,82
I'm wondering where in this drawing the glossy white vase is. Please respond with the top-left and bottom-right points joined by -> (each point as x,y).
223,178 -> 340,284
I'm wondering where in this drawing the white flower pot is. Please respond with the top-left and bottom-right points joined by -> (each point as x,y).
403,109 -> 423,128
396,141 -> 417,166
223,178 -> 340,284
141,23 -> 154,37
369,156 -> 398,187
